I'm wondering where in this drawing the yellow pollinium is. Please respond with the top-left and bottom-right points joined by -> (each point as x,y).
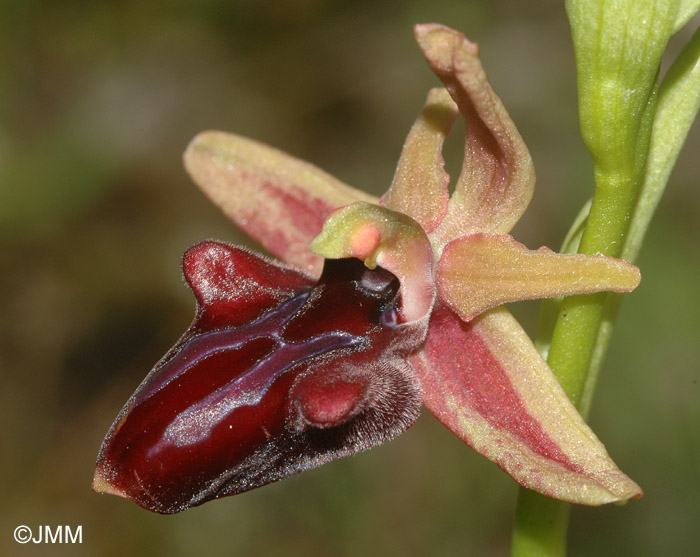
310,202 -> 435,323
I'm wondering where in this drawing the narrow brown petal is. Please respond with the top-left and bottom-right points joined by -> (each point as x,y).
437,234 -> 641,321
415,24 -> 535,250
381,87 -> 457,233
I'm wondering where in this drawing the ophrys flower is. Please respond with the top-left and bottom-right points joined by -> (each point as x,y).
94,24 -> 642,514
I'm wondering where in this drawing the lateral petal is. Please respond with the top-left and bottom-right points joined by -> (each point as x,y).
381,87 -> 457,233
437,234 -> 641,321
412,303 -> 642,505
415,24 -> 535,249
184,131 -> 377,274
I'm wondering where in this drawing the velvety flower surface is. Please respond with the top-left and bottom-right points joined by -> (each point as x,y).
94,24 -> 643,513
94,243 -> 424,513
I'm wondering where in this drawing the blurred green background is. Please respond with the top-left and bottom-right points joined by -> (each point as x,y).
1,1 -> 699,555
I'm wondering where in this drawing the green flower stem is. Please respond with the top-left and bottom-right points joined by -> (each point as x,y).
545,89 -> 657,403
511,490 -> 571,557
581,23 -> 700,417
512,2 -> 700,556
542,0 -> 677,409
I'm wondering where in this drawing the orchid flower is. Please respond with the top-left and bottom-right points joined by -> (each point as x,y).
93,24 -> 643,514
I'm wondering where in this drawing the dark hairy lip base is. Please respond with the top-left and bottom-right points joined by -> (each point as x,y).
94,243 -> 423,513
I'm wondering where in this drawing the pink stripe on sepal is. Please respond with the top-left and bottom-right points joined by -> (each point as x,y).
184,131 -> 377,275
411,303 -> 642,505
414,24 -> 535,251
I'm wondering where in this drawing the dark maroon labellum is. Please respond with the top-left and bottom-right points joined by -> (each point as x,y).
94,241 -> 422,513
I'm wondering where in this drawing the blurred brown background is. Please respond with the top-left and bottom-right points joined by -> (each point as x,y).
1,1 -> 699,555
